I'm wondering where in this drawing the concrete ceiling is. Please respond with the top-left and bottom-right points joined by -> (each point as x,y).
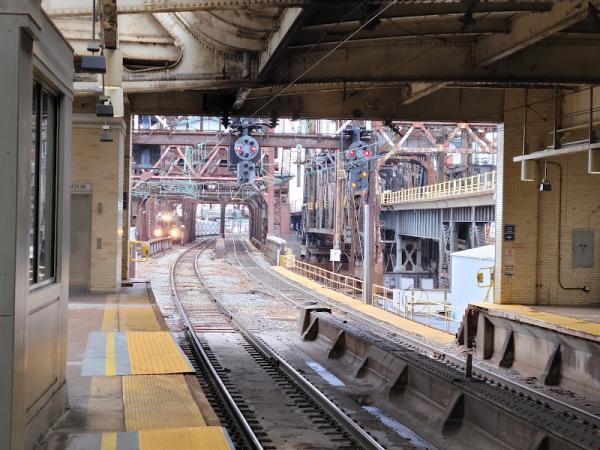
44,0 -> 600,120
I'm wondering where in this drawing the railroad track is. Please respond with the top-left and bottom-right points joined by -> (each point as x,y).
170,238 -> 385,450
229,238 -> 600,446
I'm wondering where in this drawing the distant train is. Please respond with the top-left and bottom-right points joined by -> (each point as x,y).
152,212 -> 185,242
196,219 -> 220,237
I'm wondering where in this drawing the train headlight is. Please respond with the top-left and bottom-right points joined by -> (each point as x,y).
153,228 -> 163,237
170,228 -> 180,238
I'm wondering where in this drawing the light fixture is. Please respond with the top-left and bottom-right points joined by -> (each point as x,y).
589,148 -> 600,174
106,87 -> 124,118
520,160 -> 536,181
100,124 -> 113,142
539,160 -> 552,192
81,0 -> 105,73
100,49 -> 123,89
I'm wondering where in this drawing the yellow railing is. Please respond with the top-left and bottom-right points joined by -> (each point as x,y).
381,171 -> 496,205
372,285 -> 461,333
129,240 -> 149,262
278,255 -> 460,334
129,237 -> 171,262
280,255 -> 363,299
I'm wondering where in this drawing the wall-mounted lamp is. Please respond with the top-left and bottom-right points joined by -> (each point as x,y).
539,160 -> 552,191
100,124 -> 113,142
589,148 -> 600,174
520,160 -> 536,181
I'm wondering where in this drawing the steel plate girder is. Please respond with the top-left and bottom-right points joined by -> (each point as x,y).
272,39 -> 600,84
474,0 -> 597,66
42,0 -> 310,15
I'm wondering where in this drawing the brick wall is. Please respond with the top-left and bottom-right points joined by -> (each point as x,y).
71,115 -> 125,292
497,88 -> 600,305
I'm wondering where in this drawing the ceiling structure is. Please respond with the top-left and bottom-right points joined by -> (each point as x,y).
44,0 -> 600,120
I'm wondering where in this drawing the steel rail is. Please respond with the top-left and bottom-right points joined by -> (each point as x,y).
235,238 -> 600,426
170,239 -> 264,450
203,240 -> 386,450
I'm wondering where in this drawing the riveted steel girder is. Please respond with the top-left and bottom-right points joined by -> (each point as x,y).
42,0 -> 311,15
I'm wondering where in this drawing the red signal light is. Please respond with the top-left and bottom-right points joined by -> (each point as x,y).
236,145 -> 242,154
362,148 -> 371,157
250,145 -> 257,153
349,149 -> 356,157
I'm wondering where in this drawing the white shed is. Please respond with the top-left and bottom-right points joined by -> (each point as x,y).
450,245 -> 495,313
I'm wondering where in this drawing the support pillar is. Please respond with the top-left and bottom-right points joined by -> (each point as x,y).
220,200 -> 227,238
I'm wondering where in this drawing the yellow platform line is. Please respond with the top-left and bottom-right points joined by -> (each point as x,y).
272,266 -> 454,345
123,375 -> 206,430
100,432 -> 117,450
105,332 -> 116,376
127,332 -> 192,375
139,427 -> 232,450
470,302 -> 600,338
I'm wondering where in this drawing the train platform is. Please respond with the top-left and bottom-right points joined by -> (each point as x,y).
41,283 -> 232,450
271,265 -> 455,346
464,302 -> 600,400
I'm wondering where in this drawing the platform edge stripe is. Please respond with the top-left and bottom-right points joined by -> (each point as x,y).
126,332 -> 194,375
137,427 -> 232,450
81,332 -> 106,376
105,332 -> 116,376
171,332 -> 195,373
101,306 -> 118,332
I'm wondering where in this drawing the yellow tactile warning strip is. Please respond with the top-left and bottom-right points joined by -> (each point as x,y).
272,266 -> 454,345
100,291 -> 161,333
127,332 -> 193,374
123,375 -> 206,430
120,308 -> 162,332
469,302 -> 600,339
139,427 -> 233,450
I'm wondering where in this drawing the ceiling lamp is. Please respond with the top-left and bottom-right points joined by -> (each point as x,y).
589,148 -> 600,174
520,160 -> 536,181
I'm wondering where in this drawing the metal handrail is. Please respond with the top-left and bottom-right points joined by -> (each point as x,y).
381,170 -> 496,205
371,285 -> 460,333
280,255 -> 363,299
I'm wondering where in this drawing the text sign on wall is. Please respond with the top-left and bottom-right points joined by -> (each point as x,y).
71,182 -> 92,193
504,224 -> 516,241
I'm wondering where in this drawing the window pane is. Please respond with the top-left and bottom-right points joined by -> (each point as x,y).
29,84 -> 39,284
37,90 -> 57,282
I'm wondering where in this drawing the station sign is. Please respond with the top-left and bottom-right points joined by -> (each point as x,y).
71,182 -> 92,193
330,248 -> 341,262
504,224 -> 515,241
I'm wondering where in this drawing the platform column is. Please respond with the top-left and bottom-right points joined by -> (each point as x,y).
495,90 -> 552,304
72,114 -> 126,293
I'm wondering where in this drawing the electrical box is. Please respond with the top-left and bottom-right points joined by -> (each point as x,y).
572,229 -> 594,268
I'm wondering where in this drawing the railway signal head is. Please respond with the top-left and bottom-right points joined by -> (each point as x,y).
233,134 -> 261,161
237,160 -> 256,184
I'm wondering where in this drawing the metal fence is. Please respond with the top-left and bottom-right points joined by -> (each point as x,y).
381,171 -> 496,205
280,256 -> 363,299
372,285 -> 461,333
279,255 -> 461,334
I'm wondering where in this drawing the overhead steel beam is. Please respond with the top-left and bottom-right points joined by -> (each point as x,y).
474,0 -> 595,66
132,130 -> 341,148
42,0 -> 310,15
270,38 -> 600,84
128,86 -> 506,122
258,7 -> 304,75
